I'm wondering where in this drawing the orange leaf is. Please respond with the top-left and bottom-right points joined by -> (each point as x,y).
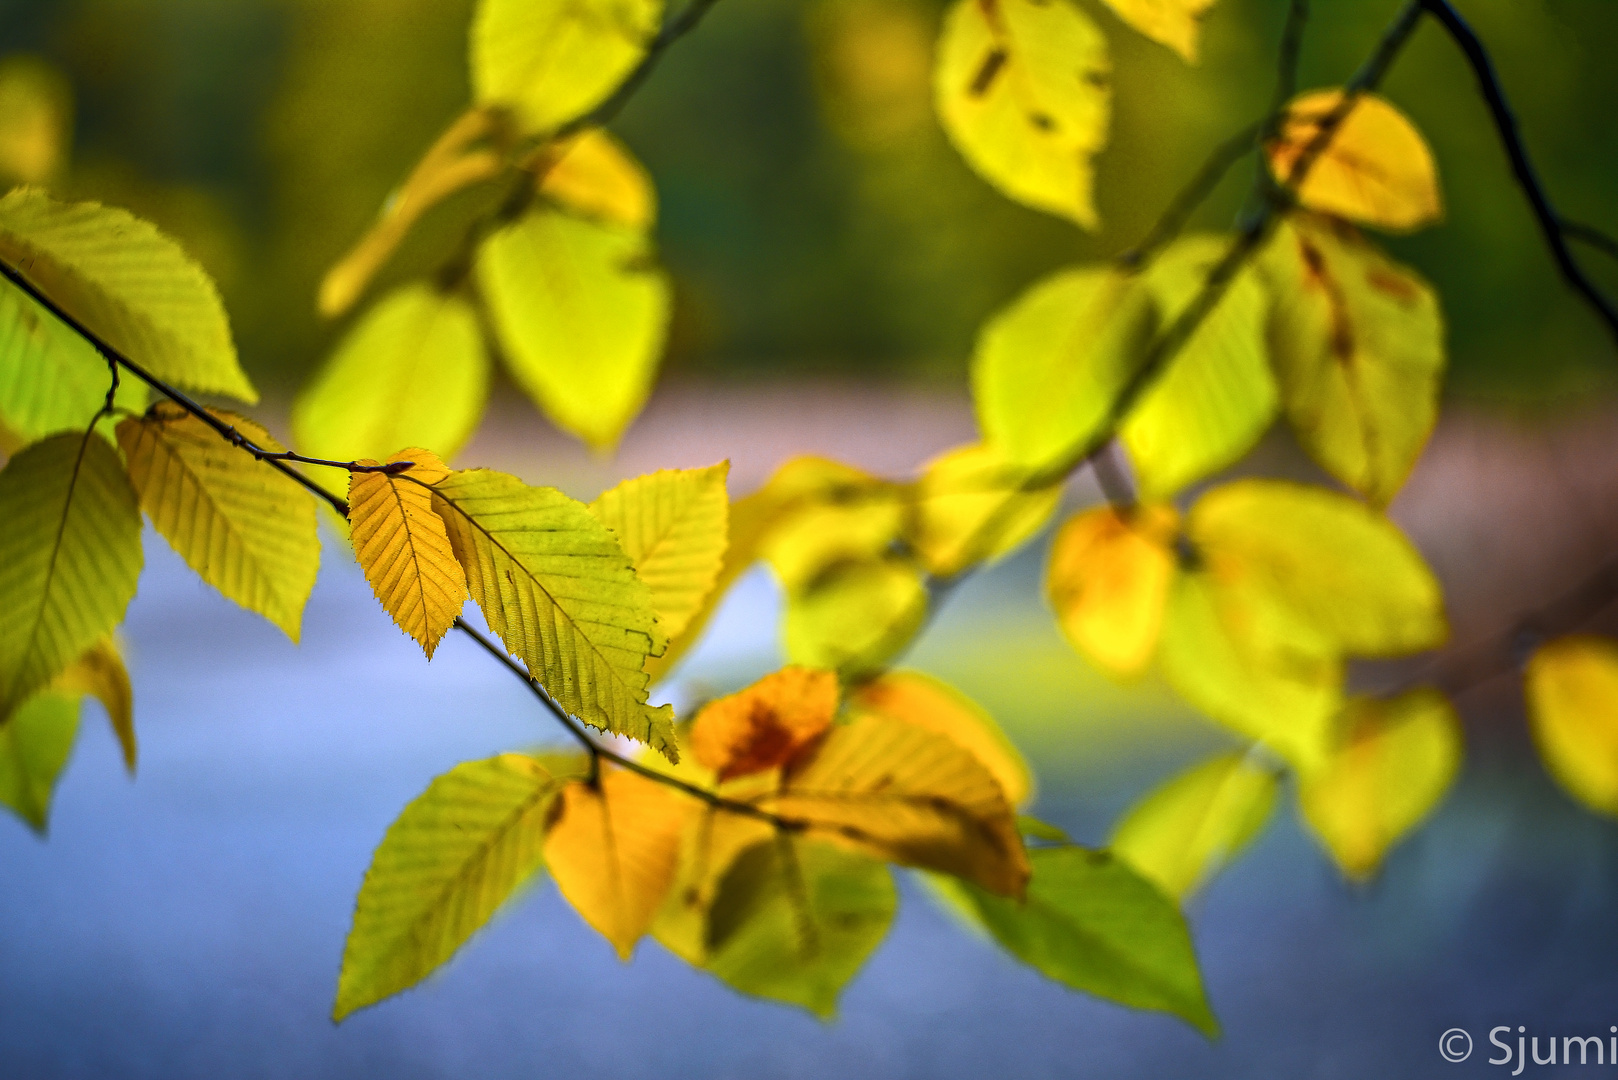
1046,503 -> 1179,676
690,667 -> 839,781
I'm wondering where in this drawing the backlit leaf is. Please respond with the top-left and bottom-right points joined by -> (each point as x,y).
1258,214 -> 1445,505
348,449 -> 466,660
334,754 -> 562,1021
783,557 -> 929,678
653,805 -> 776,964
544,769 -> 688,959
1110,750 -> 1277,898
53,637 -> 135,774
479,209 -> 670,451
589,463 -> 729,644
1299,688 -> 1460,879
689,666 -> 838,782
471,0 -> 662,135
0,188 -> 255,401
431,468 -> 677,758
0,431 -> 141,720
0,688 -> 78,832
909,442 -> 1061,577
117,404 -> 319,643
1122,235 -> 1276,499
0,278 -> 147,442
934,0 -> 1111,226
1525,636 -> 1618,817
539,128 -> 657,230
293,283 -> 489,468
1098,0 -> 1217,63
0,56 -> 71,185
1046,503 -> 1179,677
1266,89 -> 1442,232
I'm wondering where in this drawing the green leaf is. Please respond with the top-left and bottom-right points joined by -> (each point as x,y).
0,188 -> 255,401
943,846 -> 1218,1036
334,754 -> 562,1021
907,442 -> 1061,578
1122,235 -> 1277,499
117,405 -> 320,643
431,468 -> 677,758
782,557 -> 929,679
1110,750 -> 1278,898
703,836 -> 897,1018
479,209 -> 670,451
54,637 -> 136,774
471,0 -> 663,135
294,283 -> 489,468
0,431 -> 142,721
0,280 -> 146,442
0,689 -> 79,832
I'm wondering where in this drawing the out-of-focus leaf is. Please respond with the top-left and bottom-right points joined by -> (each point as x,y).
479,209 -> 670,451
972,266 -> 1153,475
1122,235 -> 1276,499
0,189 -> 255,401
538,128 -> 656,229
118,405 -> 319,643
348,449 -> 466,659
0,56 -> 71,185
1110,750 -> 1277,898
0,278 -> 146,442
653,804 -> 776,964
53,637 -> 134,774
294,283 -> 489,469
0,431 -> 141,720
1525,636 -> 1618,817
849,669 -> 1033,808
1259,214 -> 1445,505
940,845 -> 1218,1035
0,688 -> 78,832
334,754 -> 562,1021
689,666 -> 838,782
1299,688 -> 1460,879
544,769 -> 689,959
908,442 -> 1061,577
934,0 -> 1110,226
1098,0 -> 1217,63
589,463 -> 729,645
432,468 -> 676,758
783,557 -> 929,678
471,0 -> 662,135
1046,503 -> 1179,678
1266,89 -> 1442,233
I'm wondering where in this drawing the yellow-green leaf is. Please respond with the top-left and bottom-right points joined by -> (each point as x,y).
54,637 -> 135,774
908,443 -> 1062,577
334,754 -> 563,1021
783,557 -> 929,678
471,0 -> 662,135
1525,636 -> 1618,817
294,283 -> 489,469
1046,503 -> 1179,677
0,688 -> 79,833
539,128 -> 657,230
1098,0 -> 1217,62
0,188 -> 255,401
0,278 -> 146,442
934,0 -> 1111,226
1266,89 -> 1443,233
479,209 -> 669,451
0,55 -> 71,186
117,404 -> 319,642
348,449 -> 466,660
1299,688 -> 1461,879
589,463 -> 729,645
653,803 -> 776,965
1110,750 -> 1277,898
1258,214 -> 1445,506
431,468 -> 677,758
0,430 -> 141,720
1122,235 -> 1277,499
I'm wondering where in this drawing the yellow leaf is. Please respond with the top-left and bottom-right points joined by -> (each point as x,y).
334,754 -> 563,1021
478,209 -> 670,451
908,442 -> 1061,577
0,430 -> 141,720
1258,214 -> 1445,506
652,805 -> 776,965
53,637 -> 135,774
760,480 -> 906,593
763,713 -> 1030,897
544,769 -> 689,959
1046,503 -> 1179,677
1525,636 -> 1618,817
783,556 -> 929,678
431,468 -> 677,758
471,0 -> 662,135
934,0 -> 1111,227
117,404 -> 320,643
538,128 -> 656,230
348,449 -> 466,660
1299,688 -> 1460,879
0,56 -> 71,185
1098,0 -> 1217,63
293,283 -> 490,469
1122,235 -> 1277,499
849,669 -> 1034,808
690,666 -> 838,782
1266,89 -> 1443,233
1110,750 -> 1277,898
0,688 -> 78,832
972,265 -> 1154,473
0,188 -> 255,401
589,463 -> 730,644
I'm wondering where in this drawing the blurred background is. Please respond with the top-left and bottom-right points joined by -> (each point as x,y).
2,0 -> 1618,1076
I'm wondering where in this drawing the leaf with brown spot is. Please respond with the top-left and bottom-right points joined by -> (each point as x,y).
689,666 -> 839,782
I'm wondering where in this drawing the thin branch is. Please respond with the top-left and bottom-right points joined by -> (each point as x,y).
1270,0 -> 1311,125
1117,121 -> 1263,268
1562,219 -> 1618,264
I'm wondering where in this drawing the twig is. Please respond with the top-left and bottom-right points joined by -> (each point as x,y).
1562,219 -> 1618,264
